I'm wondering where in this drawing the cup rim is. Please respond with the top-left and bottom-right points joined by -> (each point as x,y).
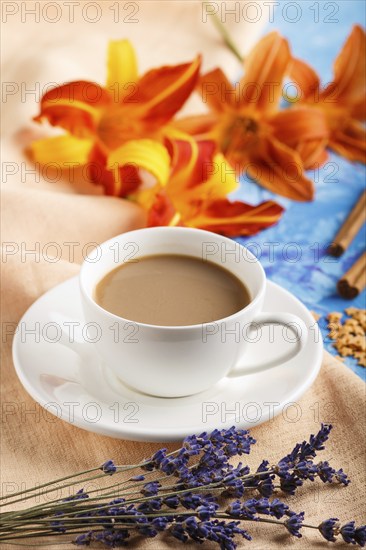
79,227 -> 266,331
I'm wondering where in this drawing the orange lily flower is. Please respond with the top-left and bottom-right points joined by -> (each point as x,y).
174,32 -> 330,201
135,135 -> 284,236
31,40 -> 201,196
289,25 -> 366,164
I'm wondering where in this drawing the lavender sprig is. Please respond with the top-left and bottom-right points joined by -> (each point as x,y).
0,424 -> 364,548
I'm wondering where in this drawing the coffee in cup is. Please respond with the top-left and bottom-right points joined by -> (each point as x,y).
95,254 -> 251,326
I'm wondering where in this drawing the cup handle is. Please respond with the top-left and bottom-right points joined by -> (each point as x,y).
227,312 -> 308,377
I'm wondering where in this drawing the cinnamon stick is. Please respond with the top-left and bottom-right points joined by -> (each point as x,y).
337,252 -> 366,299
328,190 -> 366,257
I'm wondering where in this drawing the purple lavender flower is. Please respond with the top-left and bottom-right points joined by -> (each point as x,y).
335,468 -> 350,486
198,447 -> 228,471
100,460 -> 116,475
141,481 -> 161,496
94,529 -> 130,546
63,488 -> 89,502
295,460 -> 318,481
341,521 -> 357,543
141,448 -> 167,471
129,474 -> 145,482
51,511 -> 66,533
159,454 -> 189,476
163,495 -> 180,509
210,426 -> 256,457
278,424 -> 332,469
170,522 -> 188,543
316,461 -> 336,483
257,476 -> 274,497
183,431 -> 210,453
108,498 -> 125,505
355,525 -> 366,546
223,476 -> 245,498
179,492 -> 215,510
107,505 -> 125,517
171,518 -> 251,548
136,520 -> 158,538
5,424 -> 361,550
137,498 -> 162,513
284,512 -> 304,538
354,526 -> 366,547
268,498 -> 290,519
318,518 -> 339,542
244,460 -> 274,497
65,424 -> 356,549
226,500 -> 242,518
74,530 -> 93,545
196,503 -> 219,520
340,522 -> 366,547
256,459 -> 269,473
226,498 -> 271,520
278,472 -> 303,494
183,516 -> 203,542
307,423 -> 333,455
152,517 -> 169,531
205,519 -> 252,547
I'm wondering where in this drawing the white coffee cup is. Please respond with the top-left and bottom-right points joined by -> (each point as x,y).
80,227 -> 307,397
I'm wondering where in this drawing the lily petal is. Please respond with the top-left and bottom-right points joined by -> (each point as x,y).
137,56 -> 201,122
197,68 -> 236,112
288,57 -> 320,101
167,137 -> 217,187
30,134 -> 93,165
106,39 -> 138,89
187,199 -> 284,236
270,106 -> 329,144
294,140 -> 329,170
108,139 -> 171,196
240,32 -> 291,113
329,118 -> 366,163
172,113 -> 219,136
88,145 -> 117,195
106,40 -> 139,104
88,144 -> 143,197
248,136 -> 314,201
270,107 -> 329,168
186,153 -> 239,211
322,25 -> 366,107
144,191 -> 178,227
169,152 -> 239,221
34,81 -> 111,137
351,98 -> 366,120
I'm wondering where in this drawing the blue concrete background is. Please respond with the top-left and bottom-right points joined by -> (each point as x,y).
232,1 -> 366,379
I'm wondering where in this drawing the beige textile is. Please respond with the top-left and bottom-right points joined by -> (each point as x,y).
1,2 -> 365,548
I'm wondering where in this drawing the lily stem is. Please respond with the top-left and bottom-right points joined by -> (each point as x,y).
211,13 -> 244,63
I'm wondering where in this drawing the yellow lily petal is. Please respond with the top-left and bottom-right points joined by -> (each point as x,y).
133,184 -> 160,210
106,40 -> 138,91
108,139 -> 171,196
176,153 -> 239,214
205,153 -> 238,196
30,135 -> 93,165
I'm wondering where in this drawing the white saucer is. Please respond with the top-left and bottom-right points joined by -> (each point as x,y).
12,277 -> 322,442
